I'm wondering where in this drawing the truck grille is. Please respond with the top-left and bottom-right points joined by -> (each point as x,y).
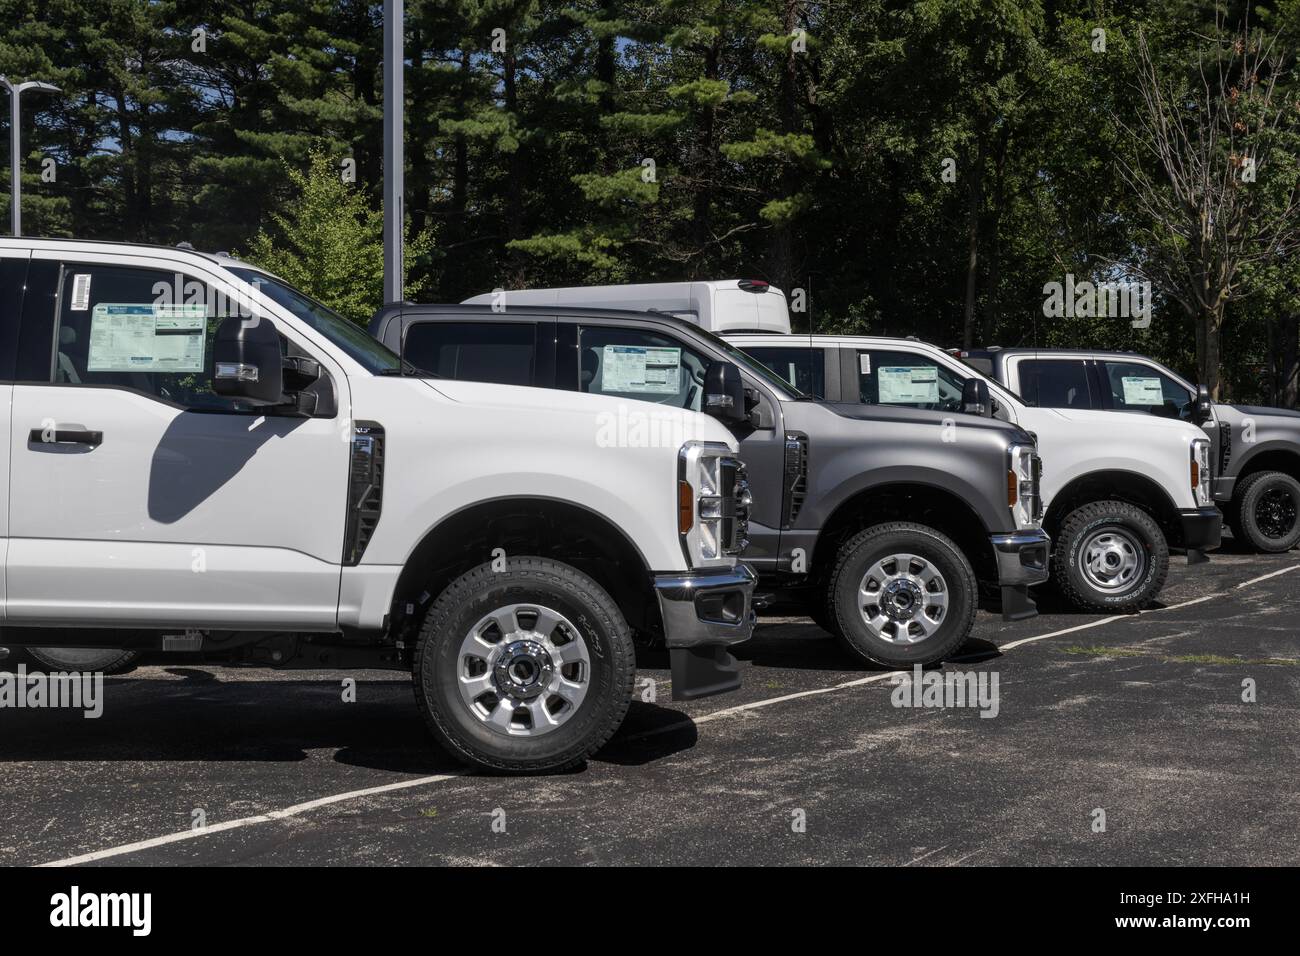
719,457 -> 751,555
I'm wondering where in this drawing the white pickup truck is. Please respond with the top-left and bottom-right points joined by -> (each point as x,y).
0,238 -> 756,773
731,334 -> 1221,612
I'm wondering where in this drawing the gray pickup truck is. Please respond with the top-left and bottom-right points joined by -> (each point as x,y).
958,347 -> 1300,553
371,304 -> 1051,669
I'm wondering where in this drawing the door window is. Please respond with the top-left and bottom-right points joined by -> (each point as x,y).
576,326 -> 712,411
742,346 -> 826,399
401,321 -> 537,386
51,264 -> 268,412
1100,360 -> 1194,419
1016,359 -> 1094,409
857,350 -> 966,411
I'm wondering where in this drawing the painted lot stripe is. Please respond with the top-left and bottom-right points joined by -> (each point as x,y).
40,560 -> 1300,867
42,772 -> 467,867
1235,564 -> 1300,589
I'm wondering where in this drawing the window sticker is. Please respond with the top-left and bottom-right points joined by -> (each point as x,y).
70,274 -> 92,311
1120,375 -> 1164,406
87,303 -> 207,373
859,353 -> 871,375
601,344 -> 681,394
878,366 -> 939,403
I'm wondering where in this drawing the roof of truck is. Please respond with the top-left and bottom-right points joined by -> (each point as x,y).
368,301 -> 711,347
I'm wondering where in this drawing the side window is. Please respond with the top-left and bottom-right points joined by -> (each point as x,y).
857,350 -> 965,411
53,264 -> 264,411
402,321 -> 537,386
742,346 -> 826,399
0,256 -> 27,380
577,325 -> 711,411
1100,360 -> 1193,419
1017,359 -> 1093,409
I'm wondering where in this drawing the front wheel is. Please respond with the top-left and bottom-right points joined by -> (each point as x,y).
823,522 -> 977,667
1232,471 -> 1300,553
413,556 -> 635,774
1053,501 -> 1168,612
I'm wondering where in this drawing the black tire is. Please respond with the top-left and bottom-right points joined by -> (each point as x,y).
24,648 -> 139,674
1052,500 -> 1168,612
822,522 -> 977,668
1232,471 -> 1300,553
412,556 -> 635,775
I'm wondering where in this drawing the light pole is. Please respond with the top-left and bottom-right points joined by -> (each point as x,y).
382,0 -> 404,304
0,76 -> 61,237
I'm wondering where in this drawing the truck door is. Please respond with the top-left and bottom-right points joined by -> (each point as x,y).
5,255 -> 351,631
0,248 -> 31,620
567,320 -> 788,570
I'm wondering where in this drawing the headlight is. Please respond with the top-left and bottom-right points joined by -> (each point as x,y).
1007,444 -> 1042,529
678,441 -> 750,566
1192,438 -> 1211,506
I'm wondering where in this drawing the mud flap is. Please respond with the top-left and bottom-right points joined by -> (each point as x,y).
1186,548 -> 1209,566
1001,585 -> 1038,622
670,645 -> 742,701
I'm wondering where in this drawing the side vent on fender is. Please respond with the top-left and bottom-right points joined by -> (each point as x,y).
1219,422 -> 1232,474
344,422 -> 385,565
783,432 -> 809,528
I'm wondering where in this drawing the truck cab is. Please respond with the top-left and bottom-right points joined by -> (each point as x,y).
734,335 -> 1219,612
959,347 -> 1300,554
0,238 -> 756,774
371,301 -> 1051,670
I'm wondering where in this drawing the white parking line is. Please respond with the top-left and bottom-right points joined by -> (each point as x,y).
41,772 -> 467,867
1235,564 -> 1300,589
40,559 -> 1300,867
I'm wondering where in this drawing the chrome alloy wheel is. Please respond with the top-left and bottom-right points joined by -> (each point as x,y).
1078,528 -> 1146,593
858,553 -> 949,644
457,604 -> 591,737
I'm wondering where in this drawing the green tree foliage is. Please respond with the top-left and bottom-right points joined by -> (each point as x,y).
3,0 -> 1299,401
244,150 -> 431,322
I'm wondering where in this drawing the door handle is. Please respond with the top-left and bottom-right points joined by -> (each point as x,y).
29,428 -> 103,447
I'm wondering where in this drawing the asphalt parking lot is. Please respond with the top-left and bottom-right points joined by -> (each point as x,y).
3,536 -> 1299,867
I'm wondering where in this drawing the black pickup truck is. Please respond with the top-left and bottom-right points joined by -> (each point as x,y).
957,347 -> 1300,552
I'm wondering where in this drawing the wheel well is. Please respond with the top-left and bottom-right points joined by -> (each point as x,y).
390,499 -> 658,641
812,484 -> 996,585
1235,450 -> 1300,486
1044,471 -> 1181,544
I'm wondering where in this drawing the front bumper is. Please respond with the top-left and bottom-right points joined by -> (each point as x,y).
652,564 -> 756,701
1179,506 -> 1223,564
990,529 -> 1051,621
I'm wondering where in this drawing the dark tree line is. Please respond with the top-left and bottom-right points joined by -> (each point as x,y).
2,0 -> 1299,402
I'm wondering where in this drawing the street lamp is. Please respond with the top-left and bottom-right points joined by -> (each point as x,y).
0,76 -> 61,237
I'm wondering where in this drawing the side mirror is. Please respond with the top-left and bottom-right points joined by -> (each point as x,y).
704,361 -> 747,425
213,315 -> 284,406
1195,384 -> 1214,424
961,378 -> 993,417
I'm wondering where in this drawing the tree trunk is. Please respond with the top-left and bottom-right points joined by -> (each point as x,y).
1279,312 -> 1300,407
962,136 -> 984,349
691,43 -> 721,258
1198,305 -> 1223,400
503,46 -> 524,284
766,0 -> 799,293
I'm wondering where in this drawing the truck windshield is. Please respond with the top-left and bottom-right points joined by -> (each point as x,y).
225,267 -> 401,374
691,326 -> 808,399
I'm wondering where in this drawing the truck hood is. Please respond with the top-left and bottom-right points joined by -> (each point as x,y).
1227,404 -> 1300,421
414,377 -> 740,451
1041,406 -> 1203,441
822,401 -> 1035,445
